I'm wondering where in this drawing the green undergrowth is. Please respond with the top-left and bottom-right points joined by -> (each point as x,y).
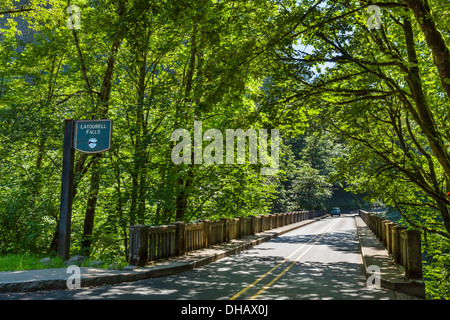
0,254 -> 65,271
0,254 -> 128,272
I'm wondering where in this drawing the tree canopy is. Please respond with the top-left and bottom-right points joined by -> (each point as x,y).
1,0 -> 449,299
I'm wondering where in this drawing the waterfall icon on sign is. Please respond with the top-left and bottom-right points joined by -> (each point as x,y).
88,138 -> 97,149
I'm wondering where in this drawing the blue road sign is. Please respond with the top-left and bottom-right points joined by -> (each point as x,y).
74,119 -> 112,153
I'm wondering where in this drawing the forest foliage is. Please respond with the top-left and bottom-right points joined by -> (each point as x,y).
0,0 -> 449,299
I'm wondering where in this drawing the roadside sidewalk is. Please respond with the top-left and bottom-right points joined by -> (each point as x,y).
0,217 -> 324,293
354,215 -> 425,299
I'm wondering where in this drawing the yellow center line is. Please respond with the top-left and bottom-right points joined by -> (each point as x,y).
229,219 -> 339,300
248,230 -> 330,300
229,234 -> 318,300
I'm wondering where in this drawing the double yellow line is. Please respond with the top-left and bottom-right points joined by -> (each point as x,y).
229,219 -> 340,300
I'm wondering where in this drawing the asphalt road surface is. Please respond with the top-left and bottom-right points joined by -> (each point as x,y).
0,215 -> 401,300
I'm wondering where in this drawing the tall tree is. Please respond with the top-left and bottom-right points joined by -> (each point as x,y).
262,0 -> 450,238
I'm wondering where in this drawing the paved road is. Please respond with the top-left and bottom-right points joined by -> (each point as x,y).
0,215 -> 400,300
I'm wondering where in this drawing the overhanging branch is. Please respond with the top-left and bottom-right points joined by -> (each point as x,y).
0,8 -> 33,16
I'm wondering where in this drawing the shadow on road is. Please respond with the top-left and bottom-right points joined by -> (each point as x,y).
0,216 -> 394,300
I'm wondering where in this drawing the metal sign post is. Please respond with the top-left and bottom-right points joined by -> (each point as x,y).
58,119 -> 75,260
57,119 -> 112,260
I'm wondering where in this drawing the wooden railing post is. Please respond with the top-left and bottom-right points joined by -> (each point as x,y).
235,217 -> 242,239
172,221 -> 186,256
393,225 -> 406,264
250,216 -> 257,235
380,219 -> 388,247
386,222 -> 395,254
259,215 -> 266,231
238,217 -> 244,237
201,219 -> 211,248
405,229 -> 422,279
221,218 -> 230,243
128,224 -> 149,267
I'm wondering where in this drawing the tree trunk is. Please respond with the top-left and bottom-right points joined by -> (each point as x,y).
402,17 -> 450,210
80,154 -> 101,257
79,4 -> 125,255
405,0 -> 450,100
174,21 -> 198,222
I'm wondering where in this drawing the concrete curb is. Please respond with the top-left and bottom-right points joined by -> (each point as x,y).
0,216 -> 326,293
354,215 -> 426,299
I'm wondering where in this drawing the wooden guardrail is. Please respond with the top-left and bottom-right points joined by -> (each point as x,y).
359,210 -> 422,280
129,210 -> 326,266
